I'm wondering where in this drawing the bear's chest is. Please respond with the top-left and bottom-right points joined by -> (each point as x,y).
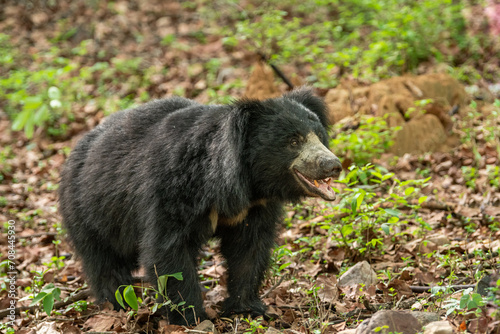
209,199 -> 267,231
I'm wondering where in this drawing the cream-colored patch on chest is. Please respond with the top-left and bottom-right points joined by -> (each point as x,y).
210,199 -> 267,232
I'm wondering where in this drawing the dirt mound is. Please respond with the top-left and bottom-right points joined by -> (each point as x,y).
244,62 -> 280,100
243,69 -> 470,154
324,73 -> 469,154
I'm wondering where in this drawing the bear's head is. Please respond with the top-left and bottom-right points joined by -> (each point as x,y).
238,88 -> 342,202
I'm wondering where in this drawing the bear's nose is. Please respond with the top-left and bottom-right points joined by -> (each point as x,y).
319,156 -> 342,177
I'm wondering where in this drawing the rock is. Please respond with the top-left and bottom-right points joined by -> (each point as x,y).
410,311 -> 441,326
188,320 -> 219,334
337,329 -> 357,334
423,321 -> 453,334
477,275 -> 493,296
356,310 -> 422,334
338,261 -> 378,287
264,327 -> 283,334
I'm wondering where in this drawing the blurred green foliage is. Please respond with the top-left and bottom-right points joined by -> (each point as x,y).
330,116 -> 399,166
0,34 -> 150,138
0,1 -> 495,139
208,0 -> 474,87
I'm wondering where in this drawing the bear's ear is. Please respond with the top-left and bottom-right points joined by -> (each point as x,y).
284,88 -> 329,128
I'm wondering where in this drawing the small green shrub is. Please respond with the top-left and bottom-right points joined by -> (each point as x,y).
323,164 -> 430,253
115,272 -> 195,322
442,287 -> 487,317
330,116 -> 399,166
0,35 -> 151,139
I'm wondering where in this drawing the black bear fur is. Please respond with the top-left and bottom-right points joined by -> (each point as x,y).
59,88 -> 342,325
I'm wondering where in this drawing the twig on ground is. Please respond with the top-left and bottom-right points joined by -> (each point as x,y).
409,285 -> 475,293
262,275 -> 287,299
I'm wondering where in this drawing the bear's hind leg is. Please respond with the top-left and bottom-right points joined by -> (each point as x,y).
75,240 -> 137,310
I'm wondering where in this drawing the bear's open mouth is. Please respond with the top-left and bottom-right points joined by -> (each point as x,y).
293,169 -> 337,201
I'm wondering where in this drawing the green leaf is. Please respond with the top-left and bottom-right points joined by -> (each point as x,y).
123,285 -> 138,311
359,171 -> 368,184
43,293 -> 54,315
23,96 -> 43,110
383,208 -> 401,217
170,272 -> 183,281
381,223 -> 390,235
52,287 -> 61,301
12,110 -> 30,131
387,216 -> 399,224
41,283 -> 56,292
467,299 -> 478,309
351,197 -> 357,213
340,224 -> 353,236
381,173 -> 395,181
34,105 -> 50,124
30,292 -> 47,306
115,288 -> 126,309
24,116 -> 35,139
471,293 -> 484,307
418,196 -> 428,204
404,187 -> 415,196
279,262 -> 291,271
351,192 -> 364,213
157,275 -> 168,295
459,294 -> 469,309
356,192 -> 365,210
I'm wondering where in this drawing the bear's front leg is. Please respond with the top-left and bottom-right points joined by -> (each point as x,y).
217,202 -> 282,318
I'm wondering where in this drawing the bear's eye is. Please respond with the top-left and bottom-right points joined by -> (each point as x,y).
290,138 -> 300,147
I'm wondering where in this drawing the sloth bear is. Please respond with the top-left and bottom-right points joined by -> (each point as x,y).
59,88 -> 342,325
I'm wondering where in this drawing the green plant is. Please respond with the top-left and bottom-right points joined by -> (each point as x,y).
115,272 -> 195,323
487,165 -> 500,189
243,317 -> 267,333
331,116 -> 399,166
461,166 -> 477,190
64,300 -> 88,313
442,287 -> 486,317
319,164 -> 429,255
489,278 -> 500,319
206,0 -> 471,85
0,146 -> 14,182
0,54 -> 80,138
0,323 -> 15,334
0,35 -> 154,139
19,281 -> 62,316
269,245 -> 292,280
458,100 -> 500,166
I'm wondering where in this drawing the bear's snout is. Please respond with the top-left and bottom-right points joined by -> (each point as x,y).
291,132 -> 341,201
319,155 -> 342,177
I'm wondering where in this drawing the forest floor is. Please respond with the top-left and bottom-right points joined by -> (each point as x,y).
0,1 -> 499,334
